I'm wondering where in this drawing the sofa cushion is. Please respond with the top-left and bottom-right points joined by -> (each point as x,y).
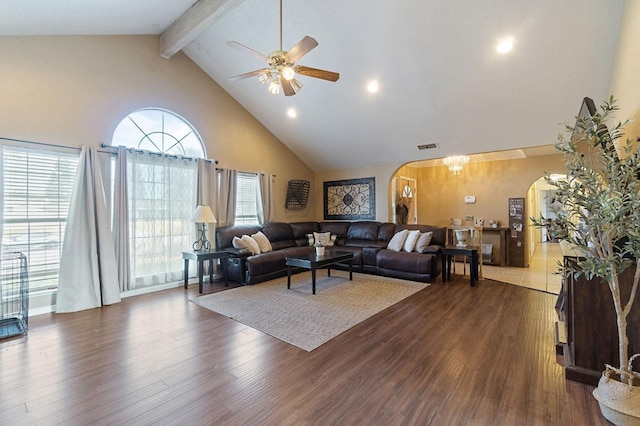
216,224 -> 262,249
377,223 -> 397,243
346,221 -> 380,241
396,224 -> 445,246
261,222 -> 296,250
387,229 -> 409,252
318,222 -> 350,244
377,249 -> 434,274
289,221 -> 319,246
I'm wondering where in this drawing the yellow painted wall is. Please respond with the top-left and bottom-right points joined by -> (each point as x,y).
0,35 -> 316,222
412,154 -> 567,227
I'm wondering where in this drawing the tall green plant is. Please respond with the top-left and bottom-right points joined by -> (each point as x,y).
534,97 -> 640,379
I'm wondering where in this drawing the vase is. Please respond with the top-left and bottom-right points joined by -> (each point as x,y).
592,369 -> 640,425
316,246 -> 325,256
454,229 -> 469,247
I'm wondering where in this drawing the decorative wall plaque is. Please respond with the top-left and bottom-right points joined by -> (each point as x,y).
323,177 -> 375,220
285,179 -> 310,210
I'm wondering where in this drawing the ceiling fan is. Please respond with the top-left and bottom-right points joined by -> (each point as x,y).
226,0 -> 339,96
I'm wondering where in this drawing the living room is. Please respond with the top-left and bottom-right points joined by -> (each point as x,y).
1,0 -> 639,424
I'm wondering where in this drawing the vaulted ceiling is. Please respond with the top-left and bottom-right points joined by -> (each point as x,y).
0,0 -> 625,171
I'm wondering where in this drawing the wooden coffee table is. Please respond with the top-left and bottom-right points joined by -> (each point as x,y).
286,250 -> 354,294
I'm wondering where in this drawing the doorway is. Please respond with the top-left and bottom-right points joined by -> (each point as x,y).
391,176 -> 417,224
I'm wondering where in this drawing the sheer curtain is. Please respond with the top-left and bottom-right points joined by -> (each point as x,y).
217,168 -> 237,227
56,147 -> 120,313
127,151 -> 197,288
258,173 -> 274,224
0,144 -> 3,261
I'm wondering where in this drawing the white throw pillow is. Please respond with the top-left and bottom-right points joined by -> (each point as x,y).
313,231 -> 332,246
232,234 -> 261,255
403,230 -> 421,252
387,229 -> 409,252
251,231 -> 272,253
241,235 -> 261,255
414,231 -> 433,253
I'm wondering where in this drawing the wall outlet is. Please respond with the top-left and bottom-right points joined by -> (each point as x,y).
465,215 -> 474,222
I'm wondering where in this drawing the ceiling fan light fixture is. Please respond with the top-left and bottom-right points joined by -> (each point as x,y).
268,78 -> 281,95
281,65 -> 295,81
258,70 -> 272,84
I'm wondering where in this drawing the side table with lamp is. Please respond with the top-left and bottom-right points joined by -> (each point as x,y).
183,205 -> 229,293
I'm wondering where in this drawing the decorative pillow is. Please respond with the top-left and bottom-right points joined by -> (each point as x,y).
313,231 -> 331,246
232,234 -> 261,255
414,231 -> 433,253
251,231 -> 272,253
307,232 -> 337,246
403,230 -> 421,252
241,235 -> 261,255
387,229 -> 409,252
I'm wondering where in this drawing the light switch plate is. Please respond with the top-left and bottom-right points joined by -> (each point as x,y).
464,195 -> 476,204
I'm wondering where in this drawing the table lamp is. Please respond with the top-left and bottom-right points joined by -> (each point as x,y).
191,205 -> 217,251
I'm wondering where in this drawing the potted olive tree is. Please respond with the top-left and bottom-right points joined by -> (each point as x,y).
534,97 -> 639,424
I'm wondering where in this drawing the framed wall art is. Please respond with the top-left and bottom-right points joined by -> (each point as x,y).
323,177 -> 375,220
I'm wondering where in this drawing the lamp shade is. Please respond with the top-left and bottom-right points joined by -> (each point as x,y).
190,205 -> 217,224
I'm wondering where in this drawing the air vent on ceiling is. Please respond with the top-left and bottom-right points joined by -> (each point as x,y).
417,143 -> 439,150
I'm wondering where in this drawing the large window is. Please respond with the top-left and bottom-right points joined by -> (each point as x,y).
2,145 -> 78,291
112,108 -> 204,289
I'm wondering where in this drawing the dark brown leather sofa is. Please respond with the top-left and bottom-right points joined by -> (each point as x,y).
215,221 -> 446,285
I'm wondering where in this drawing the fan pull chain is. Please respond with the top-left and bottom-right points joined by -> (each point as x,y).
279,0 -> 283,51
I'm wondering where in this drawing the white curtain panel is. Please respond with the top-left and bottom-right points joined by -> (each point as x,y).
0,144 -> 3,262
258,173 -> 274,224
113,146 -> 131,292
127,152 -> 197,288
57,147 -> 121,313
217,168 -> 237,227
196,159 -> 217,248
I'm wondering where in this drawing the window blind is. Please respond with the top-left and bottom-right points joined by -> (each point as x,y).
2,146 -> 79,291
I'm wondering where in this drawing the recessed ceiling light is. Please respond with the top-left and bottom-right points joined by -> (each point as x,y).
496,36 -> 514,54
287,108 -> 297,118
367,80 -> 379,93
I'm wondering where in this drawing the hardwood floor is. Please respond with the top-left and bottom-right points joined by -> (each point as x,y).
0,276 -> 608,425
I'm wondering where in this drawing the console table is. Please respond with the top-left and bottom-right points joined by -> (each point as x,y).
441,245 -> 480,286
182,250 -> 229,294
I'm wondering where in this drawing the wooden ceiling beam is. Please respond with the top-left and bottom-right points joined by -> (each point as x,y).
160,0 -> 245,59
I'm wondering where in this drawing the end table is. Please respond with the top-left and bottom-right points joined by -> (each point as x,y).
182,250 -> 229,294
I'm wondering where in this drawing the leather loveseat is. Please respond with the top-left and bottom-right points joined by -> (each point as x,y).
215,221 -> 446,285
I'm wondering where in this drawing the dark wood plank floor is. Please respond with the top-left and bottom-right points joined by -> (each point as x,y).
0,275 -> 608,425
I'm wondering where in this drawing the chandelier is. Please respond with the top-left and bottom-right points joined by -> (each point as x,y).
443,155 -> 470,175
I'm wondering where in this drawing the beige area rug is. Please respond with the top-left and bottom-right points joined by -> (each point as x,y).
191,270 -> 428,351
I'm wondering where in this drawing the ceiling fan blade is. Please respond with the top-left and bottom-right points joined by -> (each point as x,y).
281,78 -> 296,96
226,41 -> 269,62
228,68 -> 271,82
295,65 -> 340,82
284,36 -> 318,63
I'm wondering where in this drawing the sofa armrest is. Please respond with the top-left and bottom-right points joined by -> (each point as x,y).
224,247 -> 251,258
423,245 -> 442,254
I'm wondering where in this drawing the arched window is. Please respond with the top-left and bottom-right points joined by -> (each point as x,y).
111,108 -> 205,290
112,108 -> 205,158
